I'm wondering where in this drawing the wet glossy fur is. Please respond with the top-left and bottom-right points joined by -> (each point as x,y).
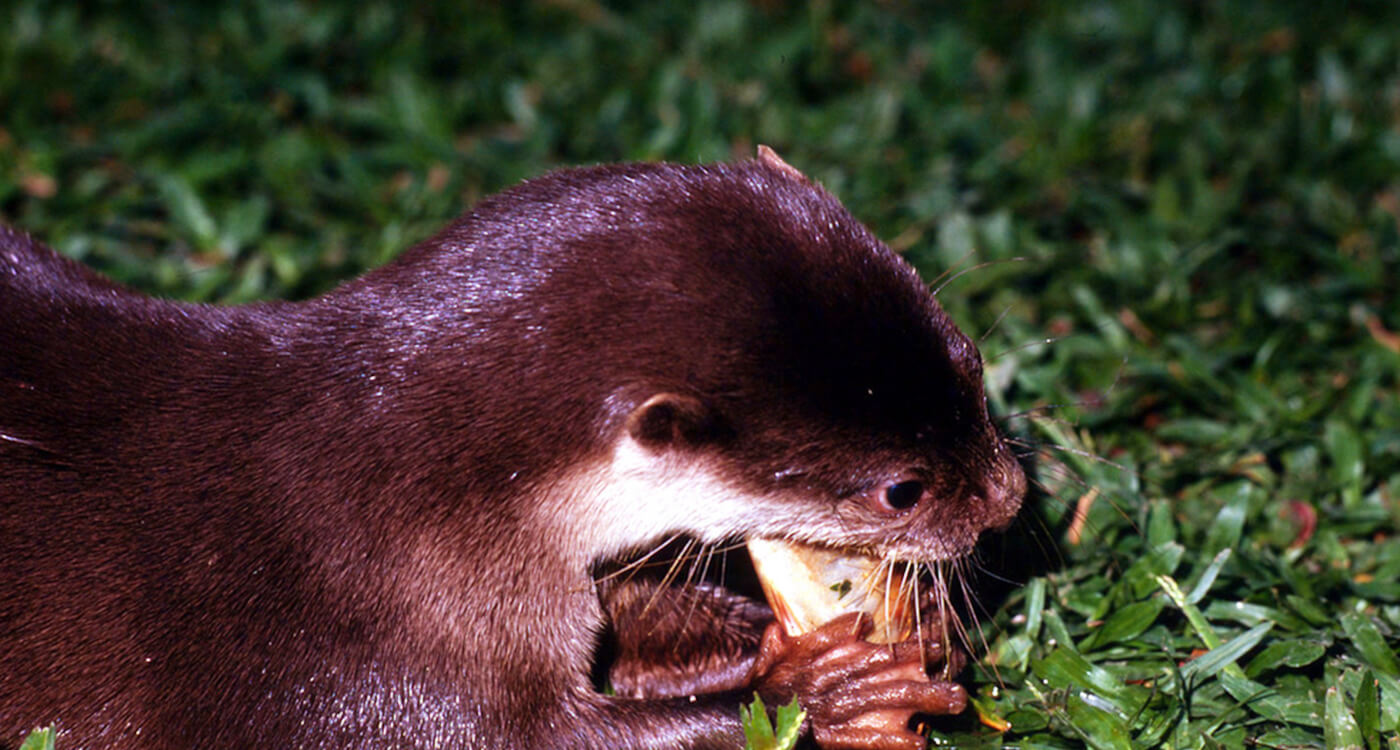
0,157 -> 1023,749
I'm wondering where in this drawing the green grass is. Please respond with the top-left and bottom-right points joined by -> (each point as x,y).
3,1 -> 1399,748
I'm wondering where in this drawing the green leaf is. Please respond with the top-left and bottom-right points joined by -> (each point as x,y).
741,694 -> 805,750
1373,671 -> 1400,734
219,195 -> 271,256
1253,727 -> 1325,749
1202,483 -> 1249,558
1156,574 -> 1220,650
1218,672 -> 1325,727
1080,598 -> 1165,651
1324,420 -> 1365,508
1180,622 -> 1273,683
1185,548 -> 1231,605
1025,577 -> 1047,641
1031,647 -> 1137,715
771,697 -> 806,750
1356,670 -> 1381,750
1065,691 -> 1133,750
1244,638 -> 1328,677
1123,543 -> 1185,600
156,174 -> 219,253
741,693 -> 775,750
18,728 -> 55,750
1286,595 -> 1334,627
1326,685 -> 1365,750
1146,499 -> 1177,547
1154,417 -> 1232,445
1204,600 -> 1310,631
1341,612 -> 1400,678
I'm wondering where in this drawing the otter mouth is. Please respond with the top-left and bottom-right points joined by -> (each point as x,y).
591,535 -> 964,699
746,538 -> 919,645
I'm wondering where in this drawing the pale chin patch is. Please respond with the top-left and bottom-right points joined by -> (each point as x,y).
546,435 -> 814,566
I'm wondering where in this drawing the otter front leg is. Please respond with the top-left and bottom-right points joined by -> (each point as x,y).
600,578 -> 772,698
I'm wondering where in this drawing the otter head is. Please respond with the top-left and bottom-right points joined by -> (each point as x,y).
542,149 -> 1025,582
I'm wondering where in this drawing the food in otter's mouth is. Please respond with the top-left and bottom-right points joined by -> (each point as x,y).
746,538 -> 919,644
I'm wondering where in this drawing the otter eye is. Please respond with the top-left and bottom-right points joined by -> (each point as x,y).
883,480 -> 924,510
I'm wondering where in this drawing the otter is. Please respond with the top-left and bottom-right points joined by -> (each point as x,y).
0,148 -> 1024,750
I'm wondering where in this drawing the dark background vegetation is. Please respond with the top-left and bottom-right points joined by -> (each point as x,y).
3,1 -> 1398,747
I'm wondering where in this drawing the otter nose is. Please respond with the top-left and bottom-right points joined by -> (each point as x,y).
983,445 -> 1027,532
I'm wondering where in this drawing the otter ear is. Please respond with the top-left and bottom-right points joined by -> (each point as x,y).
625,393 -> 728,449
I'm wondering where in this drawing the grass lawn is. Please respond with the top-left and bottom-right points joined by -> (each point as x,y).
3,1 -> 1398,747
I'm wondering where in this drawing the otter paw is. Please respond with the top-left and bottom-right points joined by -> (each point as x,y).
749,613 -> 967,750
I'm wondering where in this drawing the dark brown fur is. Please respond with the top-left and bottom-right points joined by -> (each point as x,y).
0,156 -> 1023,749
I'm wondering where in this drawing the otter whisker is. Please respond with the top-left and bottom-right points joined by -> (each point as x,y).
996,404 -> 1088,422
642,538 -> 698,615
952,560 -> 994,683
588,532 -> 686,590
932,257 -> 1029,297
979,305 -> 1015,343
1014,438 -> 1134,476
984,336 -> 1063,361
924,248 -> 980,290
907,562 -> 926,672
675,541 -> 720,638
933,561 -> 958,680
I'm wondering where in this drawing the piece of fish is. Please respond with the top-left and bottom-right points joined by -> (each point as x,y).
746,538 -> 916,644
